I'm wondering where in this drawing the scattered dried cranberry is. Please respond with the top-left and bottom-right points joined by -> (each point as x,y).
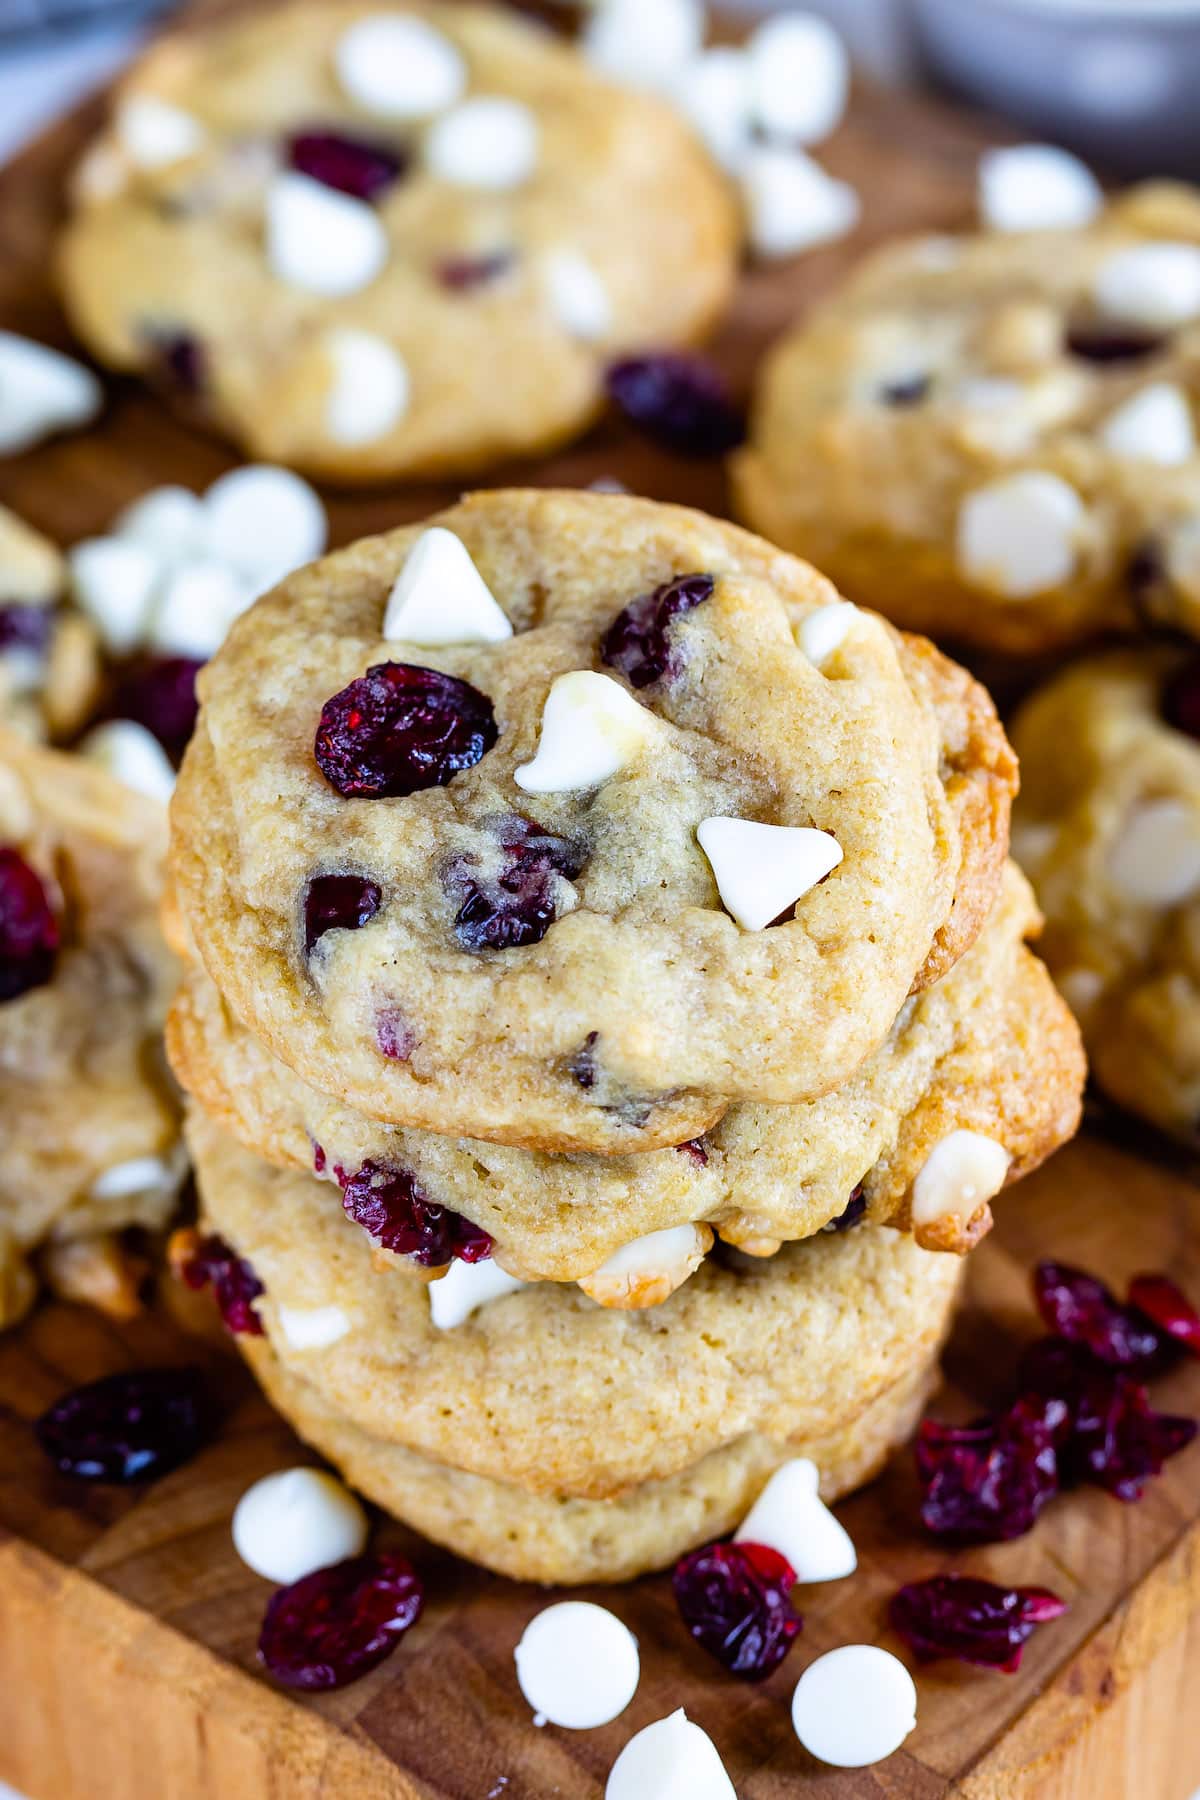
1065,322 -> 1165,364
673,1540 -> 801,1680
829,1187 -> 867,1231
152,330 -> 206,395
110,654 -> 203,762
916,1395 -> 1064,1543
606,354 -> 744,456
339,1161 -> 492,1266
676,1137 -> 709,1167
0,847 -> 59,1002
0,603 -> 53,657
1033,1260 -> 1163,1371
304,873 -> 382,954
375,1006 -> 416,1061
315,663 -> 498,799
258,1550 -> 424,1691
436,249 -> 515,291
313,1142 -> 327,1174
178,1232 -> 265,1335
35,1367 -> 209,1483
569,1030 -> 599,1090
879,372 -> 930,407
1162,655 -> 1200,744
1021,1336 -> 1196,1501
600,573 -> 714,688
287,128 -> 406,201
445,815 -> 586,952
890,1574 -> 1066,1672
1129,1272 -> 1200,1356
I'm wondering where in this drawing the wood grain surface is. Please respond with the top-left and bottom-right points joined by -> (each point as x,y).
1,9 -> 1199,1797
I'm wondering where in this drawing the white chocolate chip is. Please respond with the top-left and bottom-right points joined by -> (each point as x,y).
583,0 -> 704,93
578,1224 -> 712,1310
543,250 -> 613,343
978,144 -> 1101,233
746,12 -> 849,146
265,172 -> 387,298
1108,798 -> 1200,906
1056,964 -> 1105,1020
232,1467 -> 368,1584
325,329 -> 410,446
114,485 -> 207,566
606,1710 -> 736,1800
203,464 -> 327,589
791,1645 -> 917,1768
515,672 -> 657,794
956,472 -> 1084,599
1093,242 -> 1200,332
912,1130 -> 1010,1230
797,600 -> 860,669
515,1602 -> 640,1730
0,331 -> 102,456
116,96 -> 206,170
383,527 -> 511,647
277,1303 -> 352,1350
68,537 -> 160,653
148,559 -> 252,659
740,145 -> 860,260
735,1458 -> 857,1583
79,720 -> 176,802
671,47 -> 752,173
697,816 -> 843,931
1009,818 -> 1059,874
1101,382 -> 1195,465
429,1258 -> 527,1330
425,98 -> 539,192
90,1151 -> 183,1203
334,14 -> 466,119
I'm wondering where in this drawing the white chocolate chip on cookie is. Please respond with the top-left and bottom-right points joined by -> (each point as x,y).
911,1129 -> 1010,1237
697,815 -> 843,930
578,1223 -> 713,1310
957,472 -> 1085,599
384,527 -> 511,647
515,672 -> 658,793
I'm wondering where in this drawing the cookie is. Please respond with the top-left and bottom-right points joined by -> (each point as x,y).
0,732 -> 183,1327
170,490 -> 1015,1154
0,506 -> 101,745
1012,646 -> 1200,1140
245,1337 -> 938,1584
58,1 -> 738,482
187,1108 -> 962,1504
734,182 -> 1200,655
167,863 -> 1083,1284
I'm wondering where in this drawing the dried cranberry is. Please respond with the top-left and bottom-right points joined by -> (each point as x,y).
35,1367 -> 209,1483
287,128 -> 406,201
0,603 -> 53,657
375,1006 -> 416,1061
676,1137 -> 709,1167
1129,1272 -> 1200,1356
445,815 -> 585,952
111,655 -> 203,762
313,1142 -> 327,1174
339,1161 -> 492,1266
304,873 -> 382,954
600,573 -> 714,688
178,1232 -> 265,1335
1065,322 -> 1165,364
889,1575 -> 1066,1672
1020,1337 -> 1197,1500
258,1550 -> 424,1691
879,372 -> 930,407
1162,655 -> 1200,744
315,663 -> 497,799
569,1030 -> 599,1090
829,1186 -> 867,1231
0,847 -> 59,1002
436,250 -> 514,291
153,330 -> 206,395
1033,1260 -> 1163,1371
916,1395 -> 1064,1543
673,1540 -> 801,1680
606,354 -> 745,456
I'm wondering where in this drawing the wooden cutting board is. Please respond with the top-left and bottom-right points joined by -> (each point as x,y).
2,11 -> 1200,1797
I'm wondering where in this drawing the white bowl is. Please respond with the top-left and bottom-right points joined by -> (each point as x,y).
913,0 -> 1200,174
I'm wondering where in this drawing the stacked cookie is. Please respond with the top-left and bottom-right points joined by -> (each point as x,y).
734,173 -> 1200,1142
166,490 -> 1084,1582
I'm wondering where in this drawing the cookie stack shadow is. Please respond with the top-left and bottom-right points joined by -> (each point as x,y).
164,490 -> 1087,1585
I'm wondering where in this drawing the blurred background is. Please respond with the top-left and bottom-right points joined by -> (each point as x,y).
3,0 -> 1200,172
